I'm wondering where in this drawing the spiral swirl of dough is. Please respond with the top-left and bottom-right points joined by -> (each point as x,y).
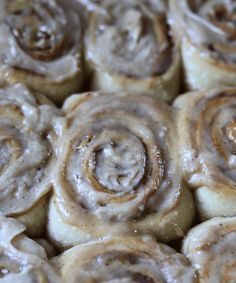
83,0 -> 180,102
53,236 -> 197,283
48,91 -> 194,248
183,216 -> 236,283
0,84 -> 62,235
0,0 -> 83,103
174,87 -> 236,219
0,214 -> 61,283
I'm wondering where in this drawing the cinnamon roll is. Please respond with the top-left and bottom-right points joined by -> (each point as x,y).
48,91 -> 195,248
0,0 -> 83,104
52,236 -> 197,283
183,216 -> 236,283
82,0 -> 180,102
174,87 -> 236,220
0,83 -> 62,237
170,0 -> 236,91
0,214 -> 62,283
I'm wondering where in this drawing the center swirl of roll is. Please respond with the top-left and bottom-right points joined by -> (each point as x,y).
5,0 -> 71,61
72,122 -> 157,202
90,130 -> 146,193
64,110 -> 166,220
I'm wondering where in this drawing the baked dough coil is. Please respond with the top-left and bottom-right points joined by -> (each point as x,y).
169,0 -> 236,91
48,91 -> 195,248
53,236 -> 197,283
0,0 -> 83,104
83,0 -> 180,102
0,84 -> 62,237
174,88 -> 236,220
183,216 -> 236,283
0,214 -> 62,283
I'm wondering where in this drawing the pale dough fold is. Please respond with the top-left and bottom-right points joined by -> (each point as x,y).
169,0 -> 236,91
83,0 -> 180,102
52,236 -> 197,283
174,87 -> 236,220
48,91 -> 195,249
183,216 -> 236,283
0,0 -> 83,104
